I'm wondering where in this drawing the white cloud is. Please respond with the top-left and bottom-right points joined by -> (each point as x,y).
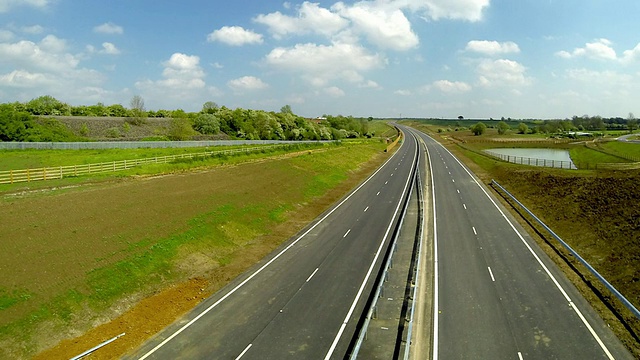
21,25 -> 44,34
0,69 -> 52,88
93,22 -> 124,35
466,40 -> 520,55
0,29 -> 13,42
476,59 -> 531,87
334,2 -> 419,51
394,89 -> 412,96
556,38 -> 617,61
135,53 -> 221,109
100,42 -> 120,55
359,80 -> 381,89
0,36 -> 79,72
565,68 -> 633,85
207,26 -> 263,46
254,2 -> 348,39
324,86 -> 345,97
227,76 -> 269,92
432,80 -> 472,93
0,0 -> 51,13
397,0 -> 490,22
264,42 -> 385,87
621,43 -> 640,64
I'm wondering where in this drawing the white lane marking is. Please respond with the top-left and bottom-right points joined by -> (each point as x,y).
377,191 -> 381,196
457,189 -> 460,194
385,181 -> 388,185
324,137 -> 418,360
235,344 -> 252,360
452,179 -> 455,183
439,141 -> 615,360
343,229 -> 351,238
428,137 -> 440,360
472,227 -> 477,235
364,206 -> 369,212
488,267 -> 496,282
137,139 -> 404,360
518,352 -> 524,360
391,173 -> 394,177
463,204 -> 467,210
306,268 -> 319,282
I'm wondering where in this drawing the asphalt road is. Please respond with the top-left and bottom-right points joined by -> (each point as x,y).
408,127 -> 633,360
127,133 -> 420,359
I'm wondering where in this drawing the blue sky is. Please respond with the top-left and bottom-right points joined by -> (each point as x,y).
1,0 -> 639,119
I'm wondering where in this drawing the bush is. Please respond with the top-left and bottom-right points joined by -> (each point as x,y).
471,122 -> 487,136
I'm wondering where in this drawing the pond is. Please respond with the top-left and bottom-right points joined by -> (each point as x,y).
485,148 -> 577,169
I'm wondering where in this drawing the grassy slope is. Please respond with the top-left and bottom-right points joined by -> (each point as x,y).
0,138 -> 392,359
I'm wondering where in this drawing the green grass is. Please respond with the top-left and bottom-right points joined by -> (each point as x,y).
601,141 -> 640,160
570,145 -> 629,168
0,140 -> 387,358
0,144 -> 288,171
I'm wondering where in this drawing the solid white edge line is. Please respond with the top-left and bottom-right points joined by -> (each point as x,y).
425,135 -> 440,360
307,268 -> 320,283
438,140 -> 615,360
235,344 -> 252,360
137,141 -> 403,360
488,267 -> 496,282
323,134 -> 418,360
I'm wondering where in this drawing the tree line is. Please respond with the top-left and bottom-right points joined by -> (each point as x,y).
0,96 -> 375,142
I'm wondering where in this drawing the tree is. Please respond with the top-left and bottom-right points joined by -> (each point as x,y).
518,122 -> 529,134
202,101 -> 219,114
193,113 -> 220,135
458,115 -> 464,120
128,95 -> 146,125
628,113 -> 637,133
497,121 -> 510,135
471,122 -> 486,136
168,114 -> 195,140
280,104 -> 293,114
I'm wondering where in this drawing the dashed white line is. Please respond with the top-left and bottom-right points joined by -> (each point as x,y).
488,267 -> 496,282
463,204 -> 467,210
452,179 -> 455,183
343,229 -> 351,238
376,191 -> 381,196
306,268 -> 319,282
235,344 -> 252,360
385,181 -> 388,185
472,227 -> 477,235
457,189 -> 460,194
364,206 -> 369,212
518,352 -> 524,360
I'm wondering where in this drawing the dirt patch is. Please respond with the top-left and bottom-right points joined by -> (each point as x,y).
21,145 -> 391,359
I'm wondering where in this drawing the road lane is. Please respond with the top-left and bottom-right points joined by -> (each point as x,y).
406,126 -> 633,360
128,133 -> 419,359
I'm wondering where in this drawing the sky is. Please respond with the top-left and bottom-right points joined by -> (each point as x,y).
0,0 -> 639,119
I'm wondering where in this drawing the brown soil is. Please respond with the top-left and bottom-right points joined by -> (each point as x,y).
20,146 -> 392,359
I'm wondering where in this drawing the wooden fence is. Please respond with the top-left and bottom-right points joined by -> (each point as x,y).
0,145 -> 289,185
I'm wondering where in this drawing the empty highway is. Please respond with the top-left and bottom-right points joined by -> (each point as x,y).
128,131 -> 420,359
407,126 -> 633,360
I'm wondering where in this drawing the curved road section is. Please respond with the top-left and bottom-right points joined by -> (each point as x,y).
407,126 -> 633,360
128,133 -> 420,359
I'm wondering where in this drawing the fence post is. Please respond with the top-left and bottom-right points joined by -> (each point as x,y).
60,166 -> 63,179
43,167 -> 47,181
10,170 -> 14,184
